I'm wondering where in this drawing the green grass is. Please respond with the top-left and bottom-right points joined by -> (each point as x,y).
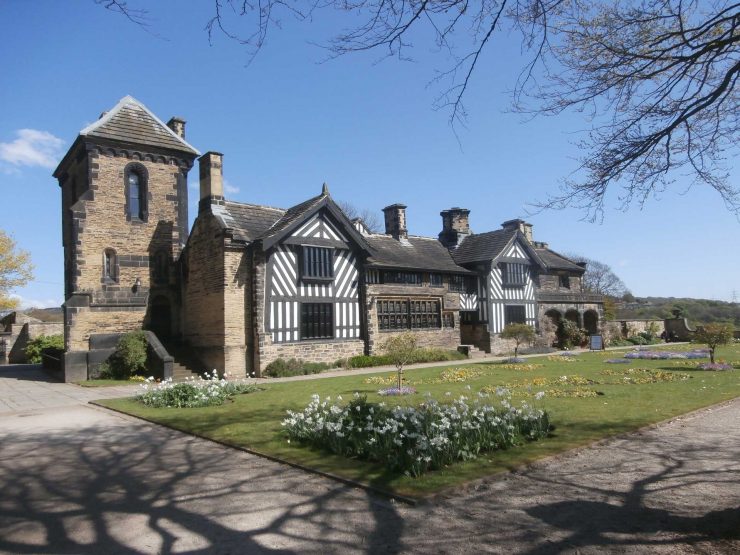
77,379 -> 144,387
97,343 -> 740,498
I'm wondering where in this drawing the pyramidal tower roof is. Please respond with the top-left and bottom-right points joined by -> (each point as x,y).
79,95 -> 200,155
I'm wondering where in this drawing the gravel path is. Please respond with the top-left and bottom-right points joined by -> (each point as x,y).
0,365 -> 737,554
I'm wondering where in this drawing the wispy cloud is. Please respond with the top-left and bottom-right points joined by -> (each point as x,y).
224,178 -> 240,195
0,129 -> 65,170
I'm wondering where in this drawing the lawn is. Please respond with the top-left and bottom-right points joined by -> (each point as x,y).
77,379 -> 145,387
97,343 -> 740,498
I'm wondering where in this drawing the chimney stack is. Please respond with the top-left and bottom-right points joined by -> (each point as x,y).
198,152 -> 224,212
501,219 -> 533,242
439,207 -> 471,248
382,204 -> 408,240
167,117 -> 187,138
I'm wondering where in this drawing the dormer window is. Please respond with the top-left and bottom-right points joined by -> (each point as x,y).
124,163 -> 148,222
502,263 -> 527,287
301,246 -> 334,280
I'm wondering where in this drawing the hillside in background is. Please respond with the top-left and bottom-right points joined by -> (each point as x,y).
617,297 -> 740,327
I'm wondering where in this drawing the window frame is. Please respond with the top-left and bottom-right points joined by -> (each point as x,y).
103,248 -> 118,283
559,274 -> 571,289
124,162 -> 148,223
300,302 -> 334,340
504,305 -> 527,325
300,246 -> 334,282
501,262 -> 528,287
377,297 -> 441,331
429,273 -> 444,288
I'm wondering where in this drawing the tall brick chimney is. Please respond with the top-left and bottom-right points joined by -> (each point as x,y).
501,219 -> 533,242
382,203 -> 408,240
439,207 -> 471,249
167,117 -> 186,138
198,151 -> 224,212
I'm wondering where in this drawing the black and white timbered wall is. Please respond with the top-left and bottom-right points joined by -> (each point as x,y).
487,240 -> 537,333
266,213 -> 362,343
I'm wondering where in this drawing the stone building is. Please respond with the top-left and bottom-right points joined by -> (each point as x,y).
54,96 -> 603,380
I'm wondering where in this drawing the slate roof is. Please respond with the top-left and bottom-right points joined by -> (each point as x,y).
221,201 -> 285,242
365,235 -> 473,274
451,229 -> 517,264
535,248 -> 585,272
79,96 -> 200,155
256,193 -> 326,241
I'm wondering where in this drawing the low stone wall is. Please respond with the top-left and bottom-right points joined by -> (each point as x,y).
489,334 -> 519,356
615,319 -> 666,338
259,338 -> 365,375
370,328 -> 459,355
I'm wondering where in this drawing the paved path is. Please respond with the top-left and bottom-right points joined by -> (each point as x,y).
0,364 -> 738,554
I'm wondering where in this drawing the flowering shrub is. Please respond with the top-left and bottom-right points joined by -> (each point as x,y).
282,392 -> 550,477
378,386 -> 417,396
696,362 -> 734,371
137,371 -> 259,408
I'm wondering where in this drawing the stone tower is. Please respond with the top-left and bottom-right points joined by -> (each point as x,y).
53,96 -> 199,380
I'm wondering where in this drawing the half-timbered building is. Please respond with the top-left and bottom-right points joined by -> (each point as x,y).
55,96 -> 604,380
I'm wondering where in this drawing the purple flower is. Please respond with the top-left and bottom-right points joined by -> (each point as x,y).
697,363 -> 733,371
605,358 -> 631,364
504,357 -> 526,363
378,386 -> 417,396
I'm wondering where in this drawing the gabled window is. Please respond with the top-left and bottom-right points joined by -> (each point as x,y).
301,303 -> 333,339
301,246 -> 334,280
502,263 -> 527,287
505,305 -> 526,325
124,163 -> 148,222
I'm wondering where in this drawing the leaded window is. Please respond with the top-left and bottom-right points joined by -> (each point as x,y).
301,303 -> 333,339
502,263 -> 527,287
505,305 -> 526,325
301,246 -> 334,280
429,273 -> 443,288
383,271 -> 422,285
377,298 -> 441,331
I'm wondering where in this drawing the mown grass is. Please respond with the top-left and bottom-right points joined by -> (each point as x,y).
77,379 -> 144,387
97,343 -> 740,498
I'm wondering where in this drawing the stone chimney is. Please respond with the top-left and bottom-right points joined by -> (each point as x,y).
439,207 -> 471,249
198,152 -> 224,212
533,241 -> 549,249
382,203 -> 408,240
501,219 -> 533,242
167,116 -> 186,139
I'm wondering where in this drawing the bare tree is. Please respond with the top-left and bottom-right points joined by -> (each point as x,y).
99,0 -> 740,220
336,200 -> 382,233
565,253 -> 627,298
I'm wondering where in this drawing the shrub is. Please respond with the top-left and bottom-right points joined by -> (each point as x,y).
24,334 -> 64,363
347,348 -> 465,369
348,354 -> 392,368
283,391 -> 550,477
694,323 -> 734,363
557,321 -> 587,349
500,323 -> 536,357
264,358 -> 330,378
107,331 -> 148,379
137,370 -> 259,408
627,335 -> 648,345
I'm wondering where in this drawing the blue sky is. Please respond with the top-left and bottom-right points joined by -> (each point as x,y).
1,0 -> 738,308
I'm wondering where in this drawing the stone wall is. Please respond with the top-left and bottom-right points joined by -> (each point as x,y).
0,313 -> 64,363
538,273 -> 583,293
260,338 -> 365,372
182,213 -> 226,372
222,247 -> 248,377
365,280 -> 461,354
615,319 -> 666,338
460,323 -> 491,353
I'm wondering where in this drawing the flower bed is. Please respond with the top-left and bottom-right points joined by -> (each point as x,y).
282,392 -> 550,477
137,371 -> 259,408
623,349 -> 709,360
696,362 -> 734,371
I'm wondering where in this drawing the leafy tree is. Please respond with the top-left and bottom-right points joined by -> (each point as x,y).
102,0 -> 740,219
622,292 -> 636,304
380,332 -> 418,390
500,323 -> 535,357
566,253 -> 628,298
694,323 -> 734,364
0,230 -> 33,311
24,334 -> 64,363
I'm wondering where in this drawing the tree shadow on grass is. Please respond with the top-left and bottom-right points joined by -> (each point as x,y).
0,416 -> 404,554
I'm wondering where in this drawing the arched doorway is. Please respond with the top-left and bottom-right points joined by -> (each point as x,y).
543,309 -> 562,347
565,309 -> 581,327
149,296 -> 172,340
584,310 -> 599,335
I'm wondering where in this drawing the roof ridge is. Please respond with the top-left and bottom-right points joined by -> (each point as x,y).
225,200 -> 286,213
79,95 -> 200,155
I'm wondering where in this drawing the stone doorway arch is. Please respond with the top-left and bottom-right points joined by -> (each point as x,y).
584,310 -> 599,335
565,309 -> 581,327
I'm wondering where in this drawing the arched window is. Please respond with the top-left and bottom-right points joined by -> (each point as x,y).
103,248 -> 117,282
124,163 -> 148,221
